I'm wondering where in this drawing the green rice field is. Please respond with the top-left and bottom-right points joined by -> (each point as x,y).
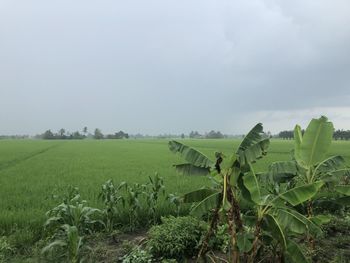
1,139 -> 349,237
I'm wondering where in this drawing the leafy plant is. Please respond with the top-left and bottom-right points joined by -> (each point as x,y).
45,187 -> 103,235
42,224 -> 89,263
121,246 -> 153,263
0,236 -> 14,262
267,117 -> 350,249
99,180 -> 126,232
166,193 -> 182,217
147,216 -> 206,260
169,121 -> 328,262
143,173 -> 165,225
123,183 -> 144,231
273,116 -> 350,216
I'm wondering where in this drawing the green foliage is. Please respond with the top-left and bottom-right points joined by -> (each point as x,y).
1,126 -> 350,260
143,173 -> 166,225
169,118 -> 344,262
42,224 -> 89,263
0,236 -> 14,262
206,224 -> 230,253
311,215 -> 350,263
123,183 -> 144,231
121,246 -> 153,263
99,180 -> 125,232
296,116 -> 334,168
168,140 -> 213,176
44,187 -> 103,235
236,123 -> 270,166
147,216 -> 206,259
166,193 -> 182,216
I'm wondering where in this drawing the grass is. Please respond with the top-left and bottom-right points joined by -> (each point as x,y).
0,139 -> 349,244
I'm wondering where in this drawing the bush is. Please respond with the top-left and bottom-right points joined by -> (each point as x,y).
147,216 -> 206,260
121,246 -> 153,263
0,236 -> 14,262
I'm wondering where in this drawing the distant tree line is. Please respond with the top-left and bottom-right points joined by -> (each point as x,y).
334,129 -> 350,140
189,130 -> 225,139
278,130 -> 295,140
39,129 -> 86,140
278,129 -> 350,140
0,135 -> 29,140
37,127 -> 129,140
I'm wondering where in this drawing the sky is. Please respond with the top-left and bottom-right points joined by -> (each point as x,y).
1,0 -> 350,135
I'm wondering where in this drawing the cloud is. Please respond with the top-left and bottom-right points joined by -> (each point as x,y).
0,0 -> 349,134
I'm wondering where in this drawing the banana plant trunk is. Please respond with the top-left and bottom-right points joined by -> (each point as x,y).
197,192 -> 222,260
226,177 -> 243,262
249,220 -> 262,263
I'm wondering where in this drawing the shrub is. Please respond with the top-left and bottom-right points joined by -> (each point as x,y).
0,236 -> 14,262
121,246 -> 153,263
147,216 -> 206,260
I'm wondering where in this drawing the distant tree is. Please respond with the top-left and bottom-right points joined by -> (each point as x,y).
72,131 -> 84,139
58,128 -> 66,139
205,130 -> 224,139
181,133 -> 185,139
42,130 -> 54,140
83,127 -> 88,136
115,131 -> 129,139
189,131 -> 201,138
278,130 -> 294,140
94,128 -> 104,139
334,129 -> 350,140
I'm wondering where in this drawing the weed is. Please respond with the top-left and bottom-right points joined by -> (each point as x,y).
147,216 -> 206,260
121,246 -> 153,263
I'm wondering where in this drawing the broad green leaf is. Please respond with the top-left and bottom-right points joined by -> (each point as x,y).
311,215 -> 332,226
322,169 -> 350,183
299,116 -> 334,167
334,196 -> 350,206
285,239 -> 310,263
236,232 -> 253,253
237,139 -> 270,166
174,163 -> 210,176
243,171 -> 261,204
294,125 -> 303,161
273,181 -> 324,206
272,208 -> 322,236
236,123 -> 270,166
329,168 -> 350,178
229,166 -> 241,186
168,141 -> 213,167
335,185 -> 350,196
238,123 -> 264,149
271,208 -> 307,235
263,214 -> 287,249
314,156 -> 345,175
183,188 -> 219,203
269,161 -> 299,183
190,192 -> 220,217
237,173 -> 254,204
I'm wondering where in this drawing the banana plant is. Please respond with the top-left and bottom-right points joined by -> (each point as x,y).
268,116 -> 350,218
241,168 -> 323,263
169,123 -> 270,261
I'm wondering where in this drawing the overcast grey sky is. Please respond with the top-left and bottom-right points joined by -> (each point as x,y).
1,0 -> 350,135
